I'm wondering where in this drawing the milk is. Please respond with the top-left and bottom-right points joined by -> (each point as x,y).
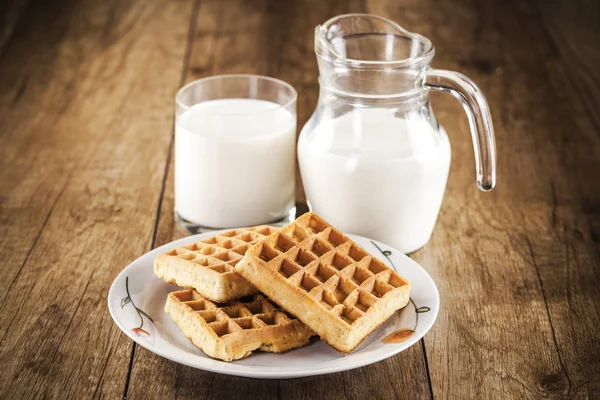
298,109 -> 451,253
175,99 -> 296,228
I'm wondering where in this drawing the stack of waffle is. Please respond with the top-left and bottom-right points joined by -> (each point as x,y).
155,213 -> 411,361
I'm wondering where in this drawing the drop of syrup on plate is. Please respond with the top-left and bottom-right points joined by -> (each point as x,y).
132,328 -> 150,337
382,329 -> 414,343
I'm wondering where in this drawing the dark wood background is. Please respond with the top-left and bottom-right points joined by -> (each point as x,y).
1,0 -> 598,398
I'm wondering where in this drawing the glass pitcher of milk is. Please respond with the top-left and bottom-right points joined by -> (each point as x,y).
298,14 -> 496,253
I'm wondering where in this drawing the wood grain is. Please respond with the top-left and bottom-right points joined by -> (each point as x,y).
368,0 -> 600,397
125,1 -> 432,399
0,0 -> 192,397
537,0 -> 600,131
0,0 -> 30,56
0,0 -> 598,398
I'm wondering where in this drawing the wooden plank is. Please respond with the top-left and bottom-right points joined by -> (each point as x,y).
126,1 -> 432,398
0,0 -> 30,56
530,1 -> 600,396
536,0 -> 600,132
367,0 -> 600,397
0,0 -> 193,398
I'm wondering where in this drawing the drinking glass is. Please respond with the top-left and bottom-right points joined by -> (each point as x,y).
175,75 -> 297,233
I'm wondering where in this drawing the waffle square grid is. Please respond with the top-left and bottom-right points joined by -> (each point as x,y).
235,212 -> 411,353
154,226 -> 278,302
165,289 -> 313,361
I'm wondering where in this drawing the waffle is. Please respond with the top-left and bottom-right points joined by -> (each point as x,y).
235,212 -> 411,353
165,289 -> 314,361
154,226 -> 278,302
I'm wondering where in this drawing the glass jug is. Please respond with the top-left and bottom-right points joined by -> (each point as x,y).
298,14 -> 496,253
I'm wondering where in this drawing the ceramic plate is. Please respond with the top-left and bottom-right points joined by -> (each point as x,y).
108,231 -> 439,379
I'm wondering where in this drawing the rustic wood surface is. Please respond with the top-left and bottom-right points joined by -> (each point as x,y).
0,0 -> 598,399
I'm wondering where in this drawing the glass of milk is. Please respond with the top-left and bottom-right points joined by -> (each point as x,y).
174,75 -> 297,232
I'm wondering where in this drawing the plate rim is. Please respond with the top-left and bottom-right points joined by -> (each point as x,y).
107,229 -> 440,379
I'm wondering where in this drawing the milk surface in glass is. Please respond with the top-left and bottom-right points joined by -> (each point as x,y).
175,98 -> 296,228
298,108 -> 451,253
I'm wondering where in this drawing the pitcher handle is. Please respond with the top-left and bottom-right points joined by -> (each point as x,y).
424,69 -> 496,191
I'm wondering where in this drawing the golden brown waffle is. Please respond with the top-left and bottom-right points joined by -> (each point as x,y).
235,212 -> 411,353
165,289 -> 314,361
154,226 -> 278,302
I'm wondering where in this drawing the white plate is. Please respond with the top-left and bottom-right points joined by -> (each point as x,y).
108,231 -> 439,379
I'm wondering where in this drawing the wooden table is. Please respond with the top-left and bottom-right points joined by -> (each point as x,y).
1,0 -> 599,398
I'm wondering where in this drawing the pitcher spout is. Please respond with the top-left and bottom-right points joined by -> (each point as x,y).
315,14 -> 435,97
